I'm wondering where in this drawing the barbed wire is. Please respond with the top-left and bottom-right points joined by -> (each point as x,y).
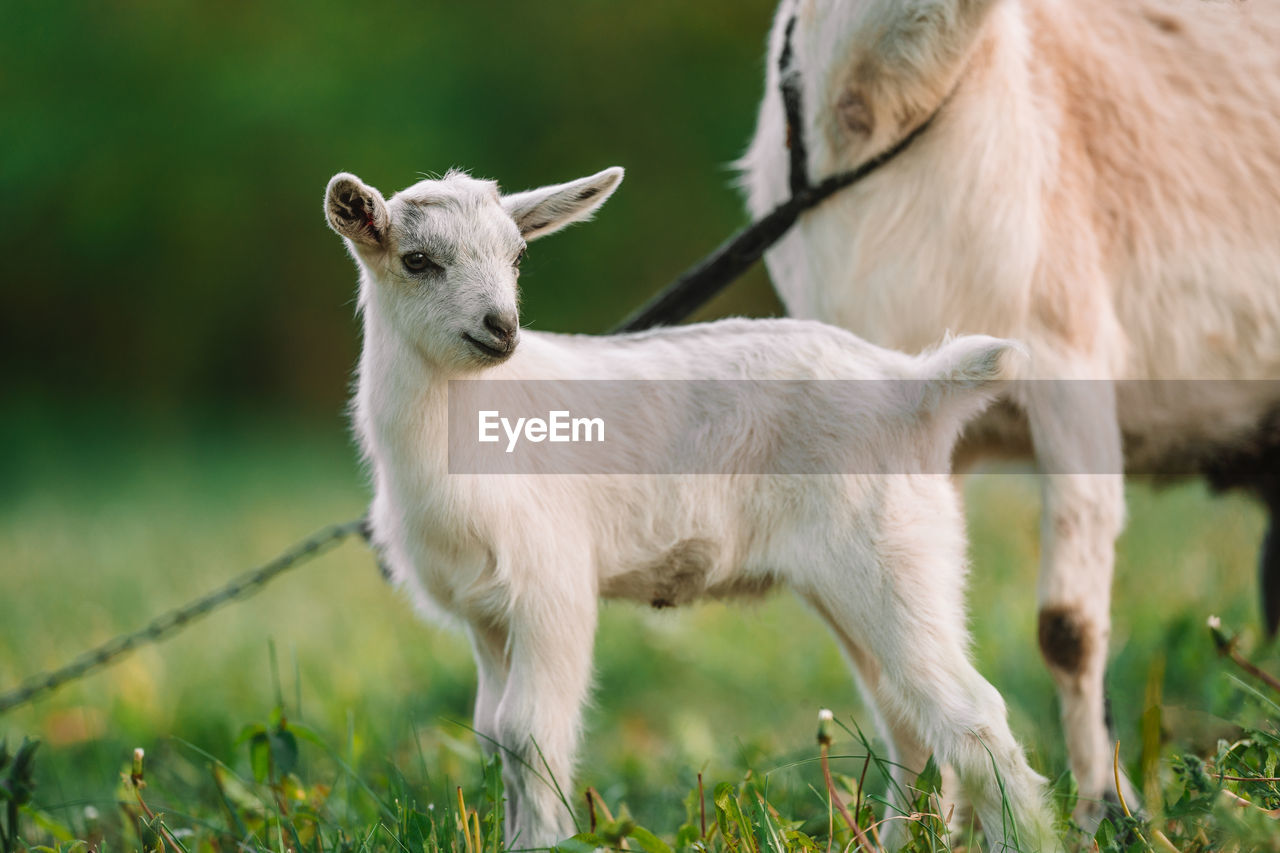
0,517 -> 369,715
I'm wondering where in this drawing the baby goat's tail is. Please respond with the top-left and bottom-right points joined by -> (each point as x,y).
911,334 -> 1026,464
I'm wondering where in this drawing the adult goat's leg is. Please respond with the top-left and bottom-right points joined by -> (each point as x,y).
1023,377 -> 1135,828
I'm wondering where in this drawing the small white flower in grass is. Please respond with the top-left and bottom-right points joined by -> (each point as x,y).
1207,614 -> 1231,652
83,805 -> 99,822
817,708 -> 834,746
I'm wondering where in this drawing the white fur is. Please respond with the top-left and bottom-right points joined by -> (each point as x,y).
326,167 -> 1058,850
738,0 -> 1280,826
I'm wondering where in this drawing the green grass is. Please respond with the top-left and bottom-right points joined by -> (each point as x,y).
3,411 -> 1280,851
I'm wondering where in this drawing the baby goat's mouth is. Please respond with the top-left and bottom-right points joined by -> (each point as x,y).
462,332 -> 516,363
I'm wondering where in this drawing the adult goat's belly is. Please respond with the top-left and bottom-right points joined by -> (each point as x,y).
1107,247 -> 1280,467
1112,253 -> 1280,380
764,211 -> 1280,476
1116,377 -> 1280,477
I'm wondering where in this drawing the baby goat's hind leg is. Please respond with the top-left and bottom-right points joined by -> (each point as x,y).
800,484 -> 1058,851
803,594 -> 934,848
807,580 -> 1055,850
808,603 -> 975,848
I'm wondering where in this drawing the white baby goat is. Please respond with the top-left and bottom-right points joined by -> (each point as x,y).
325,165 -> 1057,850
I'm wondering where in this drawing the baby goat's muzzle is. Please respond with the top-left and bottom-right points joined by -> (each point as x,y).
463,310 -> 520,362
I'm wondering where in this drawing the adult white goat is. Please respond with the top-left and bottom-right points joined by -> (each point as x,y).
325,165 -> 1058,850
738,0 -> 1280,828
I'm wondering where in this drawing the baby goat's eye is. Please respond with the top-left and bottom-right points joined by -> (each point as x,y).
513,246 -> 527,268
402,252 -> 441,274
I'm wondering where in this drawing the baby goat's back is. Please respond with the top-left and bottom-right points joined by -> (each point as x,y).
434,318 -> 1014,612
524,317 -> 908,382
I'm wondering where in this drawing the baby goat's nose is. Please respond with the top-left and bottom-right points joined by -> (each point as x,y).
484,311 -> 519,350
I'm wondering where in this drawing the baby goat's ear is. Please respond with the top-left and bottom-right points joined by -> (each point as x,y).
325,173 -> 389,247
501,167 -> 624,241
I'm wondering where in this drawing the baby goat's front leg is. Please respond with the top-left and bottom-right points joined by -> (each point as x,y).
468,621 -> 510,759
492,576 -> 597,848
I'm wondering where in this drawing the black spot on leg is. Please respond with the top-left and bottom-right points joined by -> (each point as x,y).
1038,605 -> 1091,673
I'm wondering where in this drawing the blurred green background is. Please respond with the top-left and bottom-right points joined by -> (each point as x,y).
1,0 -> 1274,842
2,0 -> 782,416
